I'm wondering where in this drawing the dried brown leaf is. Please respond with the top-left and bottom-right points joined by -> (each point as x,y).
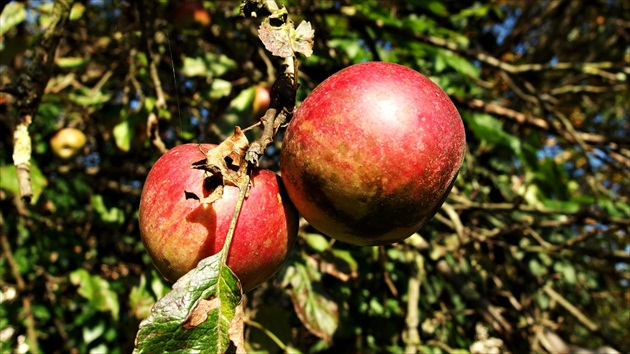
259,21 -> 293,58
228,301 -> 245,352
183,296 -> 217,330
190,127 -> 249,203
258,20 -> 314,58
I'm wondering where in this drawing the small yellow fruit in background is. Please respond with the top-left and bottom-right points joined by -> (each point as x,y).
50,128 -> 87,159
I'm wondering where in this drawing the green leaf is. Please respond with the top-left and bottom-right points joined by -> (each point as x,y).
130,275 -> 155,320
464,113 -> 521,155
528,258 -> 547,277
0,2 -> 26,36
209,79 -> 232,99
69,3 -> 86,21
150,270 -> 171,299
55,57 -> 88,68
181,53 -> 236,78
181,56 -> 209,77
0,162 -> 48,203
134,253 -> 243,354
70,269 -> 120,320
91,194 -> 124,224
283,255 -> 339,341
68,87 -> 112,107
83,320 -> 105,344
553,262 -> 576,285
328,38 -> 368,61
329,249 -> 358,275
304,233 -> 329,253
112,119 -> 132,152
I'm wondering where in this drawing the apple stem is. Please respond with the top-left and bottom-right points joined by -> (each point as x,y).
245,56 -> 298,165
242,0 -> 301,166
220,163 -> 251,265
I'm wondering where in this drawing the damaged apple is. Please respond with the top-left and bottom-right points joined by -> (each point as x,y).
280,62 -> 466,246
138,142 -> 298,292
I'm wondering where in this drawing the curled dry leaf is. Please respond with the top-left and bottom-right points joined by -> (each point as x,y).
188,126 -> 249,204
258,20 -> 314,58
292,21 -> 314,57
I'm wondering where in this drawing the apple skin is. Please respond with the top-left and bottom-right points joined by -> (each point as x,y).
139,144 -> 298,292
50,128 -> 87,159
252,85 -> 271,118
280,62 -> 466,246
173,1 -> 211,28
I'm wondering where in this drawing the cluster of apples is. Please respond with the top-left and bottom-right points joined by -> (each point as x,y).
138,62 -> 466,291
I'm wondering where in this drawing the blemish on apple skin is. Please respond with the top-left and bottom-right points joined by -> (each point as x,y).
276,193 -> 282,204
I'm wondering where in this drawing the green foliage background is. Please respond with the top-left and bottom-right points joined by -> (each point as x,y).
1,1 -> 628,353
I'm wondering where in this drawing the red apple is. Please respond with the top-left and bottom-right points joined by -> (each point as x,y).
139,144 -> 298,292
280,62 -> 466,246
173,1 -> 211,28
252,85 -> 271,118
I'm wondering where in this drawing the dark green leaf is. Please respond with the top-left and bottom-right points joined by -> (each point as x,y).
283,255 -> 339,341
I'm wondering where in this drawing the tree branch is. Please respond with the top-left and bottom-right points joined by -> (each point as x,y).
451,96 -> 630,148
0,212 -> 39,353
8,0 -> 75,202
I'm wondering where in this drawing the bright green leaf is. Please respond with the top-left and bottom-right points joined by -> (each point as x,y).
130,275 -> 155,320
91,194 -> 124,224
304,233 -> 329,253
112,119 -> 132,152
0,162 -> 47,203
69,3 -> 86,21
83,320 -> 105,344
209,79 -> 233,99
70,269 -> 120,320
55,57 -> 88,68
0,2 -> 27,36
464,113 -> 521,155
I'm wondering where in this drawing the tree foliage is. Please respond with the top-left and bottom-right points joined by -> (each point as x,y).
0,1 -> 628,353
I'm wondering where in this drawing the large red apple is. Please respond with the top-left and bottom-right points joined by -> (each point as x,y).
280,62 -> 466,246
139,144 -> 298,292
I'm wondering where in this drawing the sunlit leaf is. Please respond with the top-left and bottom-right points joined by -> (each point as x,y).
258,20 -> 314,58
55,57 -> 88,68
304,233 -> 329,253
292,21 -> 314,57
70,3 -> 86,21
112,119 -> 132,152
91,194 -> 125,224
70,269 -> 120,320
0,2 -> 27,36
464,113 -> 521,155
83,320 -> 105,344
0,162 -> 47,203
133,253 -> 243,354
129,275 -> 155,320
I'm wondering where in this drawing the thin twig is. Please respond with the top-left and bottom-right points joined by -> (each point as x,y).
451,96 -> 630,147
245,319 -> 288,350
0,213 -> 39,353
136,0 -> 168,154
9,0 -> 75,201
403,252 -> 424,352
220,163 -> 251,264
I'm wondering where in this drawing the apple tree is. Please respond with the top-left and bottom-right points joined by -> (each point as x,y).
0,1 -> 627,353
